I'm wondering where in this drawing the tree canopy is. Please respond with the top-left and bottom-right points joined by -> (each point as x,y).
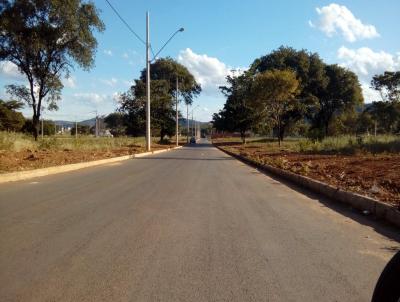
0,0 -> 105,139
371,71 -> 400,103
0,99 -> 25,131
214,46 -> 366,142
252,69 -> 300,145
119,58 -> 201,140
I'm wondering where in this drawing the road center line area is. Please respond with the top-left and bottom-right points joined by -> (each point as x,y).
1,139 -> 399,301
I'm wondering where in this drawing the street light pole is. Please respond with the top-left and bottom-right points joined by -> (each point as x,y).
145,11 -> 151,151
192,109 -> 194,137
186,103 -> 189,143
176,77 -> 179,147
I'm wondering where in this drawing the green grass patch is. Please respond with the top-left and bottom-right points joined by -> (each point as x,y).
215,134 -> 400,155
0,131 -> 150,152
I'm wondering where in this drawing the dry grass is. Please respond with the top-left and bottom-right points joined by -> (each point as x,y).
213,135 -> 400,155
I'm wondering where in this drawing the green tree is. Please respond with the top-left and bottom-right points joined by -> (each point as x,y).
371,71 -> 400,103
0,0 -> 104,140
366,101 -> 400,133
119,58 -> 201,141
104,112 -> 127,137
312,64 -> 363,137
252,69 -> 300,146
0,99 -> 25,131
249,46 -> 328,139
217,71 -> 261,144
71,124 -> 90,136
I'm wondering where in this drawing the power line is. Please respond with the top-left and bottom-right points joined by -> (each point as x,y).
104,0 -> 146,45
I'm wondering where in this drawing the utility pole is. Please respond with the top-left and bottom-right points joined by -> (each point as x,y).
176,77 -> 179,147
75,121 -> 78,139
145,11 -> 151,151
186,103 -> 189,143
95,110 -> 98,137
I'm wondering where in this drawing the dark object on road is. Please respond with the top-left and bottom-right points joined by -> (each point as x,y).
190,137 -> 196,144
371,250 -> 400,302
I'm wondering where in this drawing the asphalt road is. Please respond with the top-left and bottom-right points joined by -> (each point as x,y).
1,139 -> 399,302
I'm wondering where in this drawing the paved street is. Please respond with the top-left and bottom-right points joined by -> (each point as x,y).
0,139 -> 399,301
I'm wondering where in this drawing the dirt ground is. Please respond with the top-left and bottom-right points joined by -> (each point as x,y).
216,143 -> 400,208
0,144 -> 171,173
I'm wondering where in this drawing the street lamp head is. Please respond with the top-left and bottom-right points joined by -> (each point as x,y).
179,27 -> 184,32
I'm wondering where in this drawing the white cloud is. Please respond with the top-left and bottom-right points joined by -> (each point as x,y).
0,61 -> 25,81
312,3 -> 379,42
103,49 -> 113,56
361,83 -> 382,103
100,77 -> 118,86
177,48 -> 243,96
73,92 -> 109,104
63,76 -> 76,88
337,46 -> 400,79
337,47 -> 400,102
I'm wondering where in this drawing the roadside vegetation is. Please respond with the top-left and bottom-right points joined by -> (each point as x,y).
0,131 -> 187,173
213,46 -> 400,206
214,135 -> 400,207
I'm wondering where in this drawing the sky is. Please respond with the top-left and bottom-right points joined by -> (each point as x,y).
0,0 -> 399,122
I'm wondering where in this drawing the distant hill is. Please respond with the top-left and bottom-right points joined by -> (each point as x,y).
178,118 -> 210,128
53,117 -> 208,129
54,118 -> 96,128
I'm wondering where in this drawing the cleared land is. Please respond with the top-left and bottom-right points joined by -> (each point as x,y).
213,135 -> 400,207
0,132 -> 186,173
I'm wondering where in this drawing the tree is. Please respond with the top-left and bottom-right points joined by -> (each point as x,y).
119,58 -> 201,140
371,71 -> 400,103
0,99 -> 25,131
216,71 -> 262,144
0,0 -> 105,140
312,64 -> 363,137
71,124 -> 90,136
252,69 -> 300,146
366,101 -> 400,134
104,112 -> 127,137
141,57 -> 201,106
249,46 -> 328,139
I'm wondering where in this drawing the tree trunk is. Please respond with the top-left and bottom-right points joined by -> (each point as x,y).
279,127 -> 285,143
277,119 -> 281,147
160,127 -> 166,142
241,131 -> 246,145
325,121 -> 329,137
33,115 -> 40,141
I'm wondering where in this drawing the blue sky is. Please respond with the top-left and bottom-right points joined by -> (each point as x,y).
0,0 -> 399,122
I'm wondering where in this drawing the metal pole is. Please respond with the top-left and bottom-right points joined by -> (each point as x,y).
145,11 -> 151,151
176,77 -> 179,147
192,110 -> 194,137
75,121 -> 78,139
186,103 -> 189,143
95,114 -> 98,137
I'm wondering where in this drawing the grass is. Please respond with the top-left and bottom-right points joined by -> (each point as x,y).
214,134 -> 400,155
0,131 -> 154,152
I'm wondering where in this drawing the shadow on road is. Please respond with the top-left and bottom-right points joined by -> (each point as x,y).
245,162 -> 400,246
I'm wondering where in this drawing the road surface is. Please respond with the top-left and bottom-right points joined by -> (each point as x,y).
1,139 -> 399,301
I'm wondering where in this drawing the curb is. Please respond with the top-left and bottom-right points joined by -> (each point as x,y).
215,145 -> 400,229
0,146 -> 183,183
